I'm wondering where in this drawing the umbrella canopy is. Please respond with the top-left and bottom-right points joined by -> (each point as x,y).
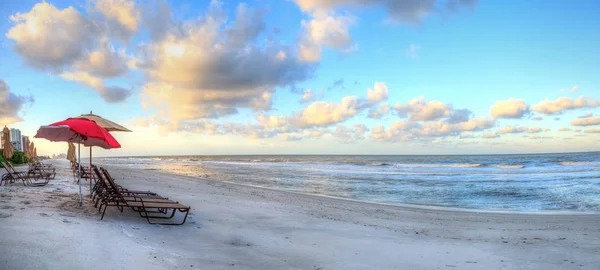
76,113 -> 131,132
2,126 -> 14,159
35,118 -> 121,149
35,118 -> 121,207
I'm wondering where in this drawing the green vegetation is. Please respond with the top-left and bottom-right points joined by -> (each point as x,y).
0,149 -> 29,167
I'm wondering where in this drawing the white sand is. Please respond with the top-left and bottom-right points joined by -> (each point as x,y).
1,159 -> 599,269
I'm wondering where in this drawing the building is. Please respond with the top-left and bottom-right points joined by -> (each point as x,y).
0,131 -> 4,148
22,135 -> 29,154
10,128 -> 22,152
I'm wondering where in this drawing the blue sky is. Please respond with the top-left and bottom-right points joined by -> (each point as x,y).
0,0 -> 599,156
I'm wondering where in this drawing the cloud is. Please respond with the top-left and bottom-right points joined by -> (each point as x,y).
496,125 -> 547,134
327,79 -> 344,91
331,124 -> 369,143
6,2 -> 99,71
94,0 -> 140,33
558,128 -> 571,132
6,2 -> 134,103
280,134 -> 302,141
372,117 -> 495,142
366,82 -> 389,105
256,114 -> 287,129
572,85 -> 579,92
297,10 -> 355,62
368,103 -> 389,119
139,2 -> 314,125
294,0 -> 479,24
481,132 -> 499,139
60,71 -> 131,103
584,129 -> 600,134
0,79 -> 33,126
406,44 -> 420,58
578,112 -> 593,118
289,96 -> 361,128
530,116 -> 543,121
300,89 -> 316,103
530,96 -> 600,115
530,136 -> 553,140
571,117 -> 600,127
489,98 -> 528,119
74,40 -> 130,78
393,97 -> 452,121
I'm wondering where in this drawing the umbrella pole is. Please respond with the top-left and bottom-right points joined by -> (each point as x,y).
89,147 -> 93,197
78,140 -> 83,208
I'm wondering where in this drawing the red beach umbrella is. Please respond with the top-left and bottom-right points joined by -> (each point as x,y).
35,118 -> 121,207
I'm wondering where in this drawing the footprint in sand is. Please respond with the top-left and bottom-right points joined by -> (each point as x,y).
39,213 -> 51,217
1,206 -> 15,210
63,219 -> 72,223
0,213 -> 13,218
20,200 -> 31,205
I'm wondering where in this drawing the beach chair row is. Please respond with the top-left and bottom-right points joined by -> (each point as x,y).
90,166 -> 191,225
1,160 -> 55,186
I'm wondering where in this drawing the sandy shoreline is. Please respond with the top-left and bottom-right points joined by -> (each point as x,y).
1,160 -> 599,269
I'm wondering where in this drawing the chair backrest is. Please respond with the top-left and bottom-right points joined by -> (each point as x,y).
92,166 -> 112,193
1,161 -> 16,174
99,167 -> 123,198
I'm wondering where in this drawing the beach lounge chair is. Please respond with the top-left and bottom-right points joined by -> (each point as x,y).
25,161 -> 56,179
95,167 -> 190,225
71,161 -> 90,183
1,160 -> 49,186
90,166 -> 167,208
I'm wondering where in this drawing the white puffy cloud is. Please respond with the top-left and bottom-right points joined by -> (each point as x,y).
530,96 -> 600,115
280,134 -> 303,141
489,98 -> 528,119
393,97 -> 452,121
289,96 -> 361,128
256,114 -> 287,129
6,2 -> 99,71
366,82 -> 389,105
294,0 -> 478,24
94,0 -> 140,33
6,2 -> 133,102
139,2 -> 314,125
571,117 -> 600,127
300,89 -> 316,103
558,128 -> 571,132
297,10 -> 355,62
372,117 -> 495,142
0,80 -> 33,126
579,112 -> 593,118
584,129 -> 600,134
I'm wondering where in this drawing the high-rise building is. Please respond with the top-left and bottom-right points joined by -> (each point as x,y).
10,128 -> 22,152
0,131 -> 4,148
22,135 -> 29,154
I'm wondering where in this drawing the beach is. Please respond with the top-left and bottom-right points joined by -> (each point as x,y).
1,159 -> 599,269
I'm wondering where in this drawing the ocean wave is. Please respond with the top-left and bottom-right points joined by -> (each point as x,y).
560,162 -> 600,167
492,164 -> 526,169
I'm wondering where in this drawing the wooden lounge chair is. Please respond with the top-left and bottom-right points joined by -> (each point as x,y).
91,166 -> 167,208
1,160 -> 49,187
71,161 -> 90,183
95,167 -> 190,225
25,161 -> 56,179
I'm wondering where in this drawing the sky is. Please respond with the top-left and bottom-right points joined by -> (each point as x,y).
0,0 -> 599,157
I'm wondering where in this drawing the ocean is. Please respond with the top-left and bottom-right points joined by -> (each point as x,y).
95,152 -> 600,212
